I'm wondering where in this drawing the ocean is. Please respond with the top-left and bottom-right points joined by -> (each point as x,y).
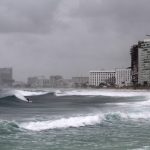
0,88 -> 150,150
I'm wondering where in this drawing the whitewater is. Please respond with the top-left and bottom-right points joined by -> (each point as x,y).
0,88 -> 150,150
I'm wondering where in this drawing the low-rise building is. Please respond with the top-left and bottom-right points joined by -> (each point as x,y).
115,68 -> 131,87
89,70 -> 116,87
72,77 -> 89,88
27,76 -> 49,88
49,75 -> 63,88
0,68 -> 13,87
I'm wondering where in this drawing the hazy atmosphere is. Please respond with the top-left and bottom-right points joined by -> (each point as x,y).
0,0 -> 150,81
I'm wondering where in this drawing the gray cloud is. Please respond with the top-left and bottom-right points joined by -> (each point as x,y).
0,0 -> 150,81
72,0 -> 150,36
0,0 -> 61,33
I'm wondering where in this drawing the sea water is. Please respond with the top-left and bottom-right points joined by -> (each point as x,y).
0,89 -> 150,150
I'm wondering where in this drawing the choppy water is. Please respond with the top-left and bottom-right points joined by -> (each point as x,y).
0,88 -> 150,150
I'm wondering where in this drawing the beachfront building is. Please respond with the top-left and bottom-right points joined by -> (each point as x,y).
130,44 -> 138,86
89,70 -> 115,87
115,68 -> 131,87
131,39 -> 150,86
49,75 -> 69,88
138,39 -> 150,86
27,76 -> 50,88
0,68 -> 13,87
72,77 -> 89,88
49,75 -> 63,88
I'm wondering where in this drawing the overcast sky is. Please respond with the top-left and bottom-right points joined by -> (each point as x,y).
0,0 -> 149,81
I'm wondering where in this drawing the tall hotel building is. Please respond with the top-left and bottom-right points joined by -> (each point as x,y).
89,70 -> 115,86
138,39 -> 150,85
131,39 -> 150,86
130,45 -> 138,85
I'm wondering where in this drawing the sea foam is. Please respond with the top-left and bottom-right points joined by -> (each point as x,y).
20,115 -> 103,131
0,89 -> 49,102
19,110 -> 150,131
55,89 -> 150,98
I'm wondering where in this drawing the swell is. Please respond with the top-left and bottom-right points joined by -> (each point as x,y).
0,120 -> 20,135
0,95 -> 23,107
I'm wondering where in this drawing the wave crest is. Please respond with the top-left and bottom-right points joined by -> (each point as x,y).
55,89 -> 150,98
20,115 -> 103,131
0,89 -> 49,102
19,111 -> 150,131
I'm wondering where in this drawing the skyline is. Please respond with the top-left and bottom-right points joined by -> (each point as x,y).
0,0 -> 150,81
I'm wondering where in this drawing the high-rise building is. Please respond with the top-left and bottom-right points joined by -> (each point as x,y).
138,39 -> 150,86
131,39 -> 150,86
130,44 -> 138,85
0,68 -> 13,87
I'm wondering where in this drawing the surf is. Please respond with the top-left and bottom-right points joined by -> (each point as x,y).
55,89 -> 150,98
19,110 -> 150,131
19,115 -> 103,131
0,89 -> 50,102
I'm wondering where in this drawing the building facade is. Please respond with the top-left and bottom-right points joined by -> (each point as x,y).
72,77 -> 89,88
138,40 -> 150,86
131,39 -> 150,86
130,44 -> 138,85
27,76 -> 50,88
49,75 -> 63,88
89,70 -> 115,87
115,68 -> 131,87
0,68 -> 13,87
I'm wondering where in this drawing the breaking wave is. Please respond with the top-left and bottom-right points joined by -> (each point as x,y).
1,88 -> 150,101
20,115 -> 102,131
0,89 -> 50,102
55,89 -> 150,98
1,110 -> 150,133
19,111 -> 150,131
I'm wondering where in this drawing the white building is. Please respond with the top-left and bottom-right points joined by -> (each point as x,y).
138,39 -> 150,86
27,76 -> 50,88
0,68 -> 13,87
89,70 -> 115,87
115,68 -> 131,87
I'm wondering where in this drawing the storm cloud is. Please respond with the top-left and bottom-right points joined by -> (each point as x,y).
0,0 -> 150,81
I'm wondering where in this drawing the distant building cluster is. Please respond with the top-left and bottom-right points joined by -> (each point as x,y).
27,75 -> 89,88
1,37 -> 150,89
